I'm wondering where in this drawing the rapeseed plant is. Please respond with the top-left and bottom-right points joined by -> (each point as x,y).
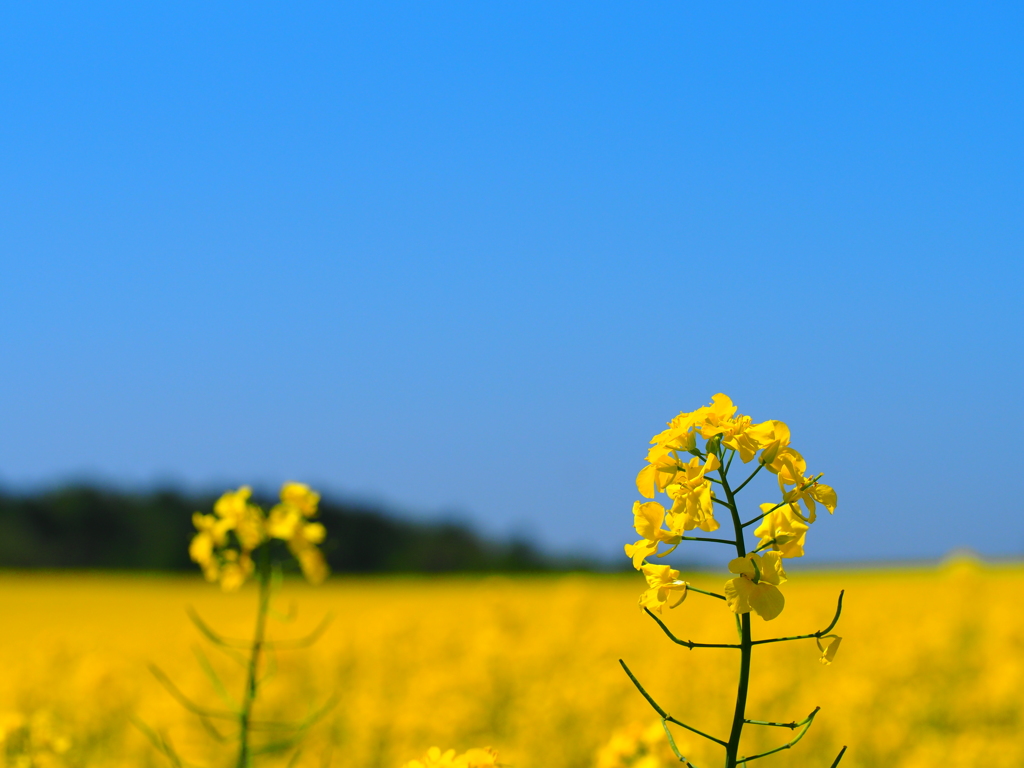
141,483 -> 334,768
623,395 -> 846,768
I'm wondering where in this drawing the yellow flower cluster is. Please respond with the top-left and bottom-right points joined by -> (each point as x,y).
400,747 -> 499,768
189,483 -> 329,591
596,720 -> 688,768
627,394 -> 837,622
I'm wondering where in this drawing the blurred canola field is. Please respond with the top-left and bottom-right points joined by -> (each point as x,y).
0,560 -> 1020,768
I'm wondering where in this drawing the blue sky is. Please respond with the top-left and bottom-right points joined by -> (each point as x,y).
1,2 -> 1021,563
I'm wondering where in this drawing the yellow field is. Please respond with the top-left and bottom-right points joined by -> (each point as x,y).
0,562 -> 1020,768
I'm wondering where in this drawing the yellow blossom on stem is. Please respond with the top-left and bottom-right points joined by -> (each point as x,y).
664,454 -> 720,532
753,503 -> 810,558
783,477 -> 838,523
724,551 -> 788,621
638,563 -> 689,614
624,502 -> 681,569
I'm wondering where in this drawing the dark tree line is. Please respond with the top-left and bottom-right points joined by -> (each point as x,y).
0,486 -> 590,573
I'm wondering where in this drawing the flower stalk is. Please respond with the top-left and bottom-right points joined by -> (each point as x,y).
621,395 -> 848,767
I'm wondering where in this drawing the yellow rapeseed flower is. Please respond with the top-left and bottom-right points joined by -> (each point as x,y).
638,563 -> 688,614
268,482 -> 330,584
624,502 -> 681,570
664,454 -> 720,532
753,502 -> 809,558
279,481 -> 321,517
724,552 -> 787,621
190,483 -> 330,590
783,476 -> 837,523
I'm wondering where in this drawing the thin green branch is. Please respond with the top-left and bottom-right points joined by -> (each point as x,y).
686,586 -> 727,601
148,665 -> 239,722
712,497 -> 736,511
680,535 -> 737,546
130,716 -> 194,768
829,746 -> 848,767
750,591 -> 844,646
644,608 -> 741,649
619,660 -> 728,747
266,613 -> 334,650
192,645 -> 241,712
731,463 -> 763,495
740,500 -> 784,529
743,718 -> 800,729
740,474 -> 823,528
187,606 -> 252,649
738,707 -> 820,764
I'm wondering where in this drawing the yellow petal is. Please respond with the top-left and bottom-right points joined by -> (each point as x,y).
748,582 -> 785,620
758,551 -> 787,585
636,464 -> 659,498
724,576 -> 755,614
624,539 -> 659,570
812,483 -> 838,513
632,501 -> 666,540
728,556 -> 755,577
817,635 -> 842,664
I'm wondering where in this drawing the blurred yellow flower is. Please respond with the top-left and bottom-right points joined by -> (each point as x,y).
597,720 -> 690,768
724,552 -> 787,621
279,481 -> 321,516
189,483 -> 329,590
400,747 -> 499,768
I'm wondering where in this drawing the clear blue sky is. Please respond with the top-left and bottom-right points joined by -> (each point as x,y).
1,2 -> 1021,563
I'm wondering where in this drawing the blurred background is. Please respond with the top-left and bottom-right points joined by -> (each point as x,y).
2,2 -> 1022,569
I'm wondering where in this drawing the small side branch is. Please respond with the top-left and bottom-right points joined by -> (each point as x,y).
687,586 -> 727,601
731,463 -> 763,495
737,707 -> 820,764
149,664 -> 239,721
266,613 -> 334,650
188,606 -> 251,649
712,498 -> 736,512
619,660 -> 728,747
680,535 -> 737,546
644,609 -> 741,650
750,591 -> 844,646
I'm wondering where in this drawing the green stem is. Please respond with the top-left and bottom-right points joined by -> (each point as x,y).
237,546 -> 272,768
750,591 -> 844,645
719,462 -> 750,768
644,608 -> 741,650
680,536 -> 737,546
731,463 -> 763,495
737,708 -> 819,763
687,585 -> 727,600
